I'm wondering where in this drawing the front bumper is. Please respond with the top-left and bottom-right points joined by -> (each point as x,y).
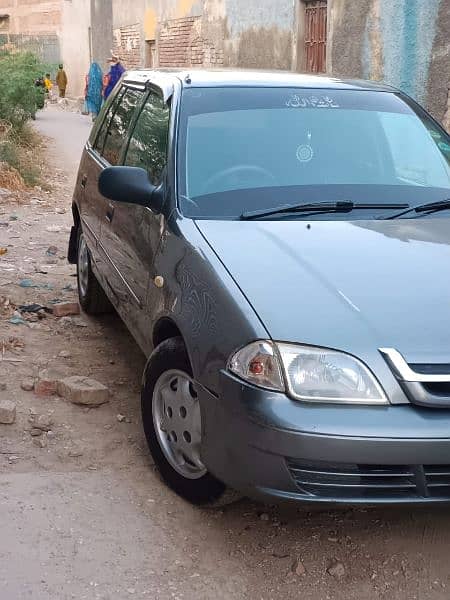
199,372 -> 450,504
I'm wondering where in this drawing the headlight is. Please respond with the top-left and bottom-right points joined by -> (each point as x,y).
229,341 -> 387,404
278,343 -> 387,404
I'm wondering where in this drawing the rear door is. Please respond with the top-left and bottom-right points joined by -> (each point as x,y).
94,86 -> 144,302
78,86 -> 125,269
107,88 -> 171,349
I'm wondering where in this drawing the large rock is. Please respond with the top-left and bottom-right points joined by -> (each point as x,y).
34,367 -> 67,396
327,559 -> 346,579
292,558 -> 306,577
29,414 -> 53,432
0,400 -> 16,424
52,302 -> 80,317
57,376 -> 109,406
21,378 -> 35,392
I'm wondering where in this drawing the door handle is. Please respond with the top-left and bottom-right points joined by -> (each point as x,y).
106,203 -> 115,223
81,174 -> 87,189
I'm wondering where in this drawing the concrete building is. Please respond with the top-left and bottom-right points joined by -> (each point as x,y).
0,0 -> 112,96
0,0 -> 448,123
110,0 -> 450,125
0,0 -> 62,65
0,0 -> 61,35
60,0 -> 112,97
329,0 -> 450,129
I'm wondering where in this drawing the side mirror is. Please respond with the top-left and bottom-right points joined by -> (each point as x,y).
98,166 -> 163,212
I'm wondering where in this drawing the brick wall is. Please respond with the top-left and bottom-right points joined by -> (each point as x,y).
0,0 -> 61,35
158,16 -> 223,68
0,0 -> 61,62
113,23 -> 141,70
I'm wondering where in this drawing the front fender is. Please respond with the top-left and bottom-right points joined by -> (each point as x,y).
150,217 -> 269,395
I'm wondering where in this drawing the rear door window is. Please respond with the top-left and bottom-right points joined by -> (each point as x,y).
93,87 -> 125,155
124,91 -> 170,185
102,87 -> 143,166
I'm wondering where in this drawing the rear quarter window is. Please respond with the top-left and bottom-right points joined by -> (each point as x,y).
92,87 -> 125,154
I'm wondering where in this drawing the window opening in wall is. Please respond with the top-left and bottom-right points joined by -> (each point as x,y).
298,0 -> 327,73
0,14 -> 10,32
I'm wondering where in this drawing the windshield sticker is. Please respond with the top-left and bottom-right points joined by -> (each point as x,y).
286,94 -> 340,109
296,144 -> 314,162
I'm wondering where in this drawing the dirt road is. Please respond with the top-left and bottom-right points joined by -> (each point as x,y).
0,106 -> 449,600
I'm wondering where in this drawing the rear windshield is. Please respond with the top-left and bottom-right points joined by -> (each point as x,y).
177,87 -> 450,220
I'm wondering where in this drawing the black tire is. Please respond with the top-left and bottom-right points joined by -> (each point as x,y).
76,229 -> 112,315
142,337 -> 232,506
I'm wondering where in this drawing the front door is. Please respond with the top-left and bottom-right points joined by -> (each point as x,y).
96,85 -> 144,307
299,0 -> 327,73
78,87 -> 125,264
107,89 -> 171,351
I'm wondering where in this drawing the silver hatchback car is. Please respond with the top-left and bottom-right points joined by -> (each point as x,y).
69,69 -> 450,505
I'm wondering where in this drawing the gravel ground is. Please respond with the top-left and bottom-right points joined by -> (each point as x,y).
0,106 -> 449,600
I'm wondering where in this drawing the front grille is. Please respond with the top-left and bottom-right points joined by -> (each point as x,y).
379,349 -> 450,408
287,459 -> 450,501
422,382 -> 450,397
424,465 -> 450,498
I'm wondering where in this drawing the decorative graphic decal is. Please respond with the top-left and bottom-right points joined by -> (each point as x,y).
297,131 -> 314,163
296,145 -> 314,162
286,94 -> 339,109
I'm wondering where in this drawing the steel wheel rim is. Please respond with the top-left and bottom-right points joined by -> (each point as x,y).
152,369 -> 207,480
78,234 -> 89,298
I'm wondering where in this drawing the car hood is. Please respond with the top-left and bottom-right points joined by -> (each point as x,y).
195,218 -> 450,364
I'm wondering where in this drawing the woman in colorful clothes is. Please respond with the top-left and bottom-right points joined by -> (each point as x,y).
103,51 -> 125,99
85,62 -> 103,121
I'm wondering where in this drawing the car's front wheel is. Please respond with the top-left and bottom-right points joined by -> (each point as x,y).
142,337 -> 234,505
76,229 -> 112,315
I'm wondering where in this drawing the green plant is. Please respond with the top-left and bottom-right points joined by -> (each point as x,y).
0,51 -> 45,128
0,51 -> 47,187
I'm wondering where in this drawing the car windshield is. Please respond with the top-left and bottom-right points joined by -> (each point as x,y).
177,87 -> 450,220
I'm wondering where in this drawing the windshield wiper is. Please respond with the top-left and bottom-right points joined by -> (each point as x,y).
240,201 -> 409,221
382,198 -> 450,220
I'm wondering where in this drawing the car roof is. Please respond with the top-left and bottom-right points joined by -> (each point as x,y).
123,68 -> 397,93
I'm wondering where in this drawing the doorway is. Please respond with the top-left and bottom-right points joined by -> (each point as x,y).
297,0 -> 327,73
145,40 -> 156,68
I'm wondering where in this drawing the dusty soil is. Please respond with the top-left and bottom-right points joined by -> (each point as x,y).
0,106 -> 449,600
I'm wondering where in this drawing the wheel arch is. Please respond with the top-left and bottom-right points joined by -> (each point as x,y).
152,317 -> 185,350
142,317 -> 191,389
149,316 -> 199,375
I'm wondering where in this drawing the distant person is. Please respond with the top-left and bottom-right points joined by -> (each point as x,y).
43,73 -> 54,102
56,64 -> 68,98
103,51 -> 125,99
43,73 -> 52,92
85,62 -> 103,121
35,77 -> 45,95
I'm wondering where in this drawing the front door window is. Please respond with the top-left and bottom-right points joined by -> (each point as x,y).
124,91 -> 170,185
